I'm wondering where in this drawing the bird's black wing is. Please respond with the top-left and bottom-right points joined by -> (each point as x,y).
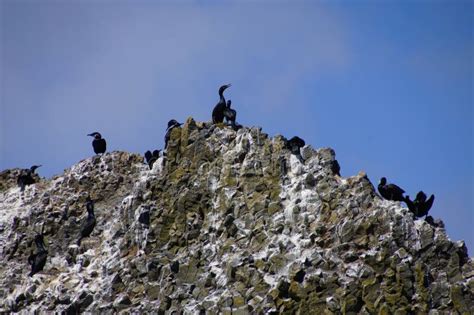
28,252 -> 36,266
423,195 -> 435,213
388,184 -> 405,195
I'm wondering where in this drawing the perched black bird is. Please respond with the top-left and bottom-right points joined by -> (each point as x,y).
212,84 -> 231,124
87,132 -> 106,155
144,149 -> 160,169
144,151 -> 152,163
223,100 -> 238,129
28,232 -> 48,277
77,197 -> 96,246
331,160 -> 341,176
405,191 -> 435,218
378,177 -> 405,202
286,136 -> 305,163
164,119 -> 182,149
17,165 -> 41,192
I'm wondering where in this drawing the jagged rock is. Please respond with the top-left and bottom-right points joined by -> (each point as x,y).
0,120 -> 472,313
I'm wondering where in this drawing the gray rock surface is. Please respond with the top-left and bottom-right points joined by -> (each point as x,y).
0,118 -> 472,314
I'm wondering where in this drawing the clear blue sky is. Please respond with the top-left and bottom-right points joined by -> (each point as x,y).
1,1 -> 472,253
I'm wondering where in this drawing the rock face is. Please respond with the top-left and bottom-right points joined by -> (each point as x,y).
0,118 -> 472,314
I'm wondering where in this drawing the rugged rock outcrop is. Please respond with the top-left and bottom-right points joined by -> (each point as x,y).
0,118 -> 472,314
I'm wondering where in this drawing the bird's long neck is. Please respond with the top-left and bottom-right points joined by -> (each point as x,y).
88,210 -> 95,218
219,94 -> 225,103
219,88 -> 226,102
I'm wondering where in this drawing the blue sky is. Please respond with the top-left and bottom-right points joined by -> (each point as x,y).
1,1 -> 472,253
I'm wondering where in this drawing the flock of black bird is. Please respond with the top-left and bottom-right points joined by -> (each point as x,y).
15,84 -> 435,277
378,177 -> 435,219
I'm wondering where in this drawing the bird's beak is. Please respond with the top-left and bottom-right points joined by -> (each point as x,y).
87,133 -> 92,137
37,165 -> 42,168
227,83 -> 232,88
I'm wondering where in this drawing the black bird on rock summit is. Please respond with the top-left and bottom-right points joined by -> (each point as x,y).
223,100 -> 236,126
378,177 -> 405,202
286,136 -> 306,163
17,165 -> 41,192
144,149 -> 160,169
212,84 -> 231,124
405,191 -> 435,218
87,132 -> 107,155
28,226 -> 48,277
223,100 -> 242,131
77,197 -> 96,246
331,160 -> 341,177
164,119 -> 182,149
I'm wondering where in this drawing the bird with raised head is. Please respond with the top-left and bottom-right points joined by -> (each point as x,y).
17,165 -> 41,192
212,84 -> 231,124
164,119 -> 182,149
87,132 -> 106,155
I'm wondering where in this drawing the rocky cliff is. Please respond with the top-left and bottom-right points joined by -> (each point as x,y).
0,118 -> 472,314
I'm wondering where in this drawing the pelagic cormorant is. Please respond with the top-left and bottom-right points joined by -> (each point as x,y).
144,149 -> 160,169
378,177 -> 405,202
223,100 -> 238,129
286,136 -> 305,162
212,84 -> 231,124
17,165 -> 41,192
77,197 -> 96,246
28,229 -> 48,277
87,132 -> 107,155
405,191 -> 435,218
331,160 -> 341,176
164,119 -> 182,149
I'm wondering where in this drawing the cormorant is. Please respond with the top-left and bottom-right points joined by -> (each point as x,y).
144,149 -> 160,169
286,136 -> 305,163
77,197 -> 96,246
87,132 -> 106,155
28,231 -> 48,277
212,84 -> 231,124
331,160 -> 341,176
405,191 -> 435,218
17,165 -> 41,192
378,177 -> 405,202
223,100 -> 238,129
164,119 -> 182,149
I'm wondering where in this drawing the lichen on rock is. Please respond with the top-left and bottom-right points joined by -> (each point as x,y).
0,118 -> 472,313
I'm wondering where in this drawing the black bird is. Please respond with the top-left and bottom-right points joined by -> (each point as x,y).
87,132 -> 106,155
223,100 -> 238,129
17,165 -> 41,192
164,119 -> 182,149
144,149 -> 160,169
212,84 -> 231,124
28,231 -> 48,277
77,197 -> 96,246
378,177 -> 405,202
331,160 -> 341,176
286,136 -> 305,162
405,191 -> 435,218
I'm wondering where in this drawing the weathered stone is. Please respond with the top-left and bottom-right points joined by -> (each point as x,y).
0,119 -> 471,314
